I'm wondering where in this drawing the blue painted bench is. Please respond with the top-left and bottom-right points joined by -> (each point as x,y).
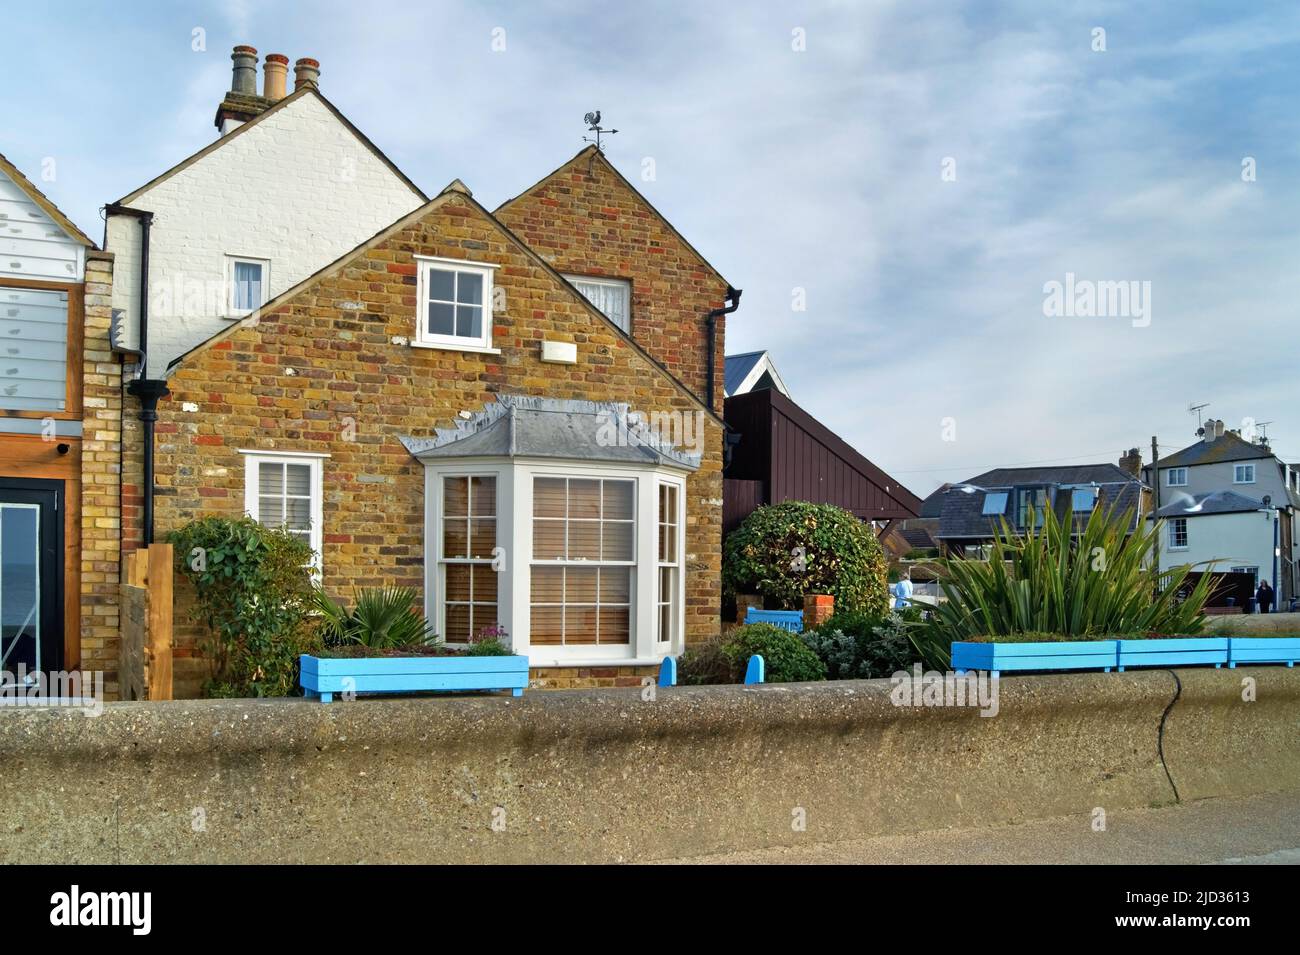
745,608 -> 804,632
951,640 -> 1117,677
301,653 -> 528,702
1116,637 -> 1228,671
1227,637 -> 1300,668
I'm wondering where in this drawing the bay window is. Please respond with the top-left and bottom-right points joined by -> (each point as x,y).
420,459 -> 688,663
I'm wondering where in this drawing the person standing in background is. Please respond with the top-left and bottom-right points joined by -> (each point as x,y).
1256,579 -> 1274,614
892,570 -> 913,611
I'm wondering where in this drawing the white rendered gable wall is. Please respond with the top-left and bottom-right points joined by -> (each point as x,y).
108,92 -> 424,367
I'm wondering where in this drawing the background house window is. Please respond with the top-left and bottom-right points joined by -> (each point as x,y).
243,452 -> 324,568
981,492 -> 1008,516
656,483 -> 680,644
1166,468 -> 1187,487
530,477 -> 634,646
1234,464 -> 1256,484
1169,518 -> 1188,549
1016,488 -> 1048,528
440,475 -> 498,642
563,274 -> 631,333
1070,486 -> 1098,511
227,256 -> 268,315
0,286 -> 68,412
416,257 -> 495,349
1231,565 -> 1260,587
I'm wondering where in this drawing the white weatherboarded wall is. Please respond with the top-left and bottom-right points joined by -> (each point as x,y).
0,168 -> 84,283
107,91 -> 424,367
0,166 -> 84,412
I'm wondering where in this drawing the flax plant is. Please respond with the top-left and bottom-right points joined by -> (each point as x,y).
924,501 -> 1215,654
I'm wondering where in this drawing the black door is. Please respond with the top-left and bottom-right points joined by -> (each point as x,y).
0,478 -> 63,687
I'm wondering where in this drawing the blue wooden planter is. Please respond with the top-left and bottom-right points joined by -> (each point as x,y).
300,653 -> 528,703
1116,638 -> 1228,671
1228,637 -> 1300,668
951,640 -> 1117,676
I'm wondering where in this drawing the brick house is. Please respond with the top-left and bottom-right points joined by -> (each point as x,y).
94,48 -> 734,696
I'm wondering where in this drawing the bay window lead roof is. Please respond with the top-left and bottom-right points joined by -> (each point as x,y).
400,395 -> 701,470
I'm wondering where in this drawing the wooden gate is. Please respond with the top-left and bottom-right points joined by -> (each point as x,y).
119,543 -> 174,700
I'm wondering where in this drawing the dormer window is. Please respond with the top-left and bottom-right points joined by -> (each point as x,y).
563,274 -> 631,333
415,256 -> 498,352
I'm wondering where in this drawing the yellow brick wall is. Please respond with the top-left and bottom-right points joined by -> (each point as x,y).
80,250 -> 123,697
495,148 -> 731,413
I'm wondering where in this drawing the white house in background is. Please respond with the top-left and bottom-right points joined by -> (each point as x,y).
1147,419 -> 1300,604
1153,491 -> 1278,589
105,46 -> 426,371
723,349 -> 790,397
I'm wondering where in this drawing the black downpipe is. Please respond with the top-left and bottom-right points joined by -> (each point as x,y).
108,204 -> 169,545
706,285 -> 742,410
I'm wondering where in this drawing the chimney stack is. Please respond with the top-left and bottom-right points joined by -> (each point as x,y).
230,45 -> 259,95
263,53 -> 289,101
1119,448 -> 1142,477
294,58 -> 321,92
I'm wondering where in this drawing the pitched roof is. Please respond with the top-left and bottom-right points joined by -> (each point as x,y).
165,181 -> 721,424
0,151 -> 95,247
494,145 -> 731,288
964,463 -> 1138,488
400,395 -> 700,470
935,464 -> 1146,539
113,87 -> 426,206
724,350 -> 790,397
1154,431 -> 1273,469
1154,490 -> 1264,518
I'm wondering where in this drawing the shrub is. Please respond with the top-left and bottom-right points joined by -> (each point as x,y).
723,502 -> 888,617
802,610 -> 925,679
925,503 -> 1216,650
466,624 -> 514,657
169,516 -> 317,697
313,586 -> 437,650
720,623 -> 827,683
678,635 -> 735,685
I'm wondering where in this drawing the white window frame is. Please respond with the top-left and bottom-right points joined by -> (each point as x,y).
240,450 -> 327,572
1168,517 -> 1188,550
225,255 -> 270,317
562,273 -> 632,333
655,481 -> 684,648
437,472 -> 501,644
421,457 -> 688,666
1234,463 -> 1256,484
413,255 -> 500,353
1166,468 -> 1187,487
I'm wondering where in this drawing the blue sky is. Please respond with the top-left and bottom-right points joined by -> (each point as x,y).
4,1 -> 1298,495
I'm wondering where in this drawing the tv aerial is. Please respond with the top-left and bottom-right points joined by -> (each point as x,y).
583,110 -> 618,153
1188,401 -> 1209,436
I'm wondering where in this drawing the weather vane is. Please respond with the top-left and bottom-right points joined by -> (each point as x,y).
583,111 -> 618,153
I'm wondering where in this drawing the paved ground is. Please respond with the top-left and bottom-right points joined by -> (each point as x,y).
657,790 -> 1300,864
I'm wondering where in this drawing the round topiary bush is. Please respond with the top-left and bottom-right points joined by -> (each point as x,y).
723,502 -> 889,617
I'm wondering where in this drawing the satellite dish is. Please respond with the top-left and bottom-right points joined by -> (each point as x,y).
584,110 -> 601,127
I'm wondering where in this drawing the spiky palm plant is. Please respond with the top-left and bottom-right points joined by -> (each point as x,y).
924,501 -> 1216,658
312,586 -> 438,650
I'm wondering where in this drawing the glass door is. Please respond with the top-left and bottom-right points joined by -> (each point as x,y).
0,479 -> 63,687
